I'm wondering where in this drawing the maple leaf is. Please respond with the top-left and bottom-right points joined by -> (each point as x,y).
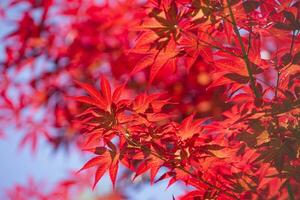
2,0 -> 300,199
130,37 -> 179,83
78,151 -> 112,189
109,152 -> 120,189
179,31 -> 213,71
71,77 -> 129,142
133,155 -> 163,184
132,93 -> 169,113
179,190 -> 203,200
74,76 -> 123,112
177,115 -> 204,140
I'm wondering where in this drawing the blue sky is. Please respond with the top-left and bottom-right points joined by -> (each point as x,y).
0,130 -> 187,199
0,2 -> 187,199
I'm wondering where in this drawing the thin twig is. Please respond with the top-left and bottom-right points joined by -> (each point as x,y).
287,180 -> 295,200
226,0 -> 261,99
122,130 -> 239,199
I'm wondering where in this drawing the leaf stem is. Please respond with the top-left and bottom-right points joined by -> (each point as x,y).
287,180 -> 295,200
122,130 -> 239,199
226,0 -> 260,99
289,30 -> 296,54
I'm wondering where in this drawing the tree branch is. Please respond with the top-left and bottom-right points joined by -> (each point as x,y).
122,130 -> 239,199
226,0 -> 261,99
